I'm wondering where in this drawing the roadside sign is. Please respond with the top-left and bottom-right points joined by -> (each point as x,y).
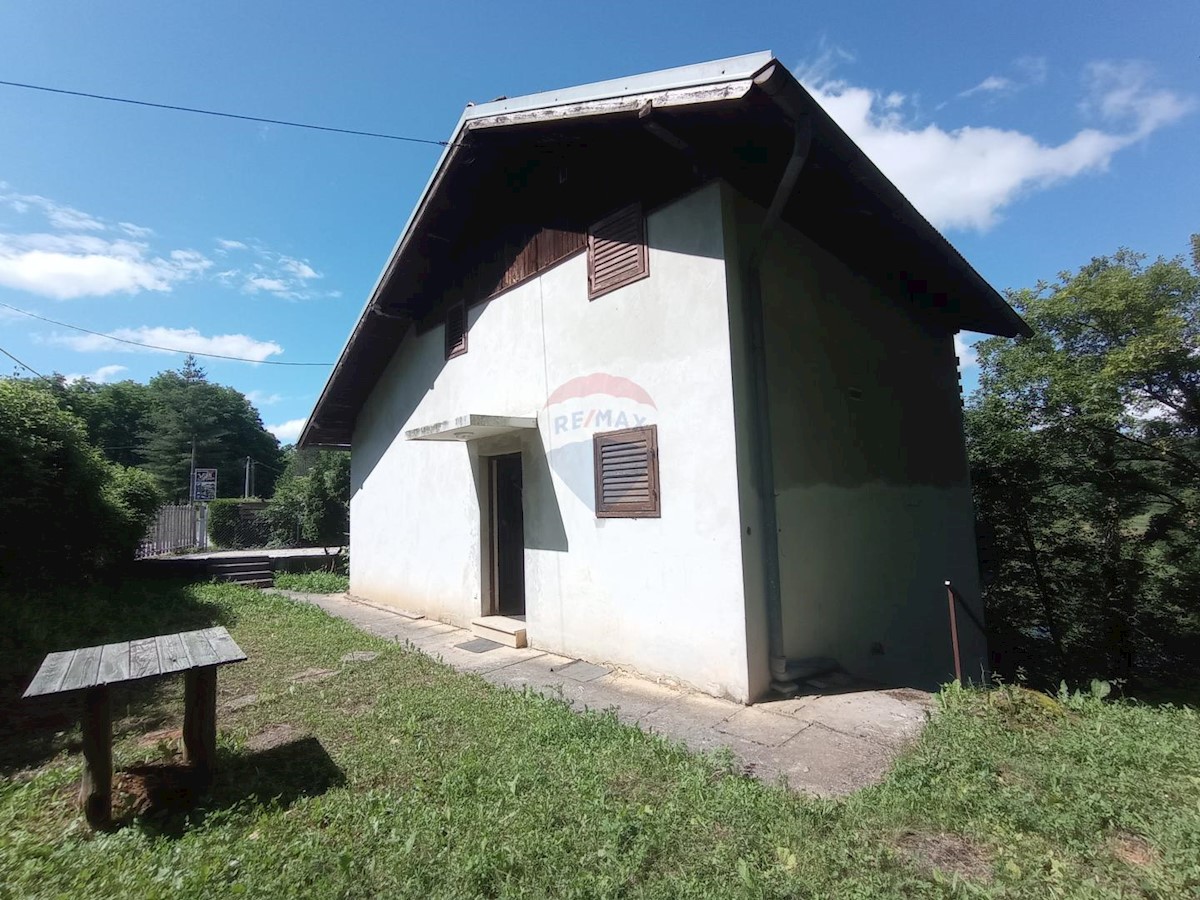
193,468 -> 217,501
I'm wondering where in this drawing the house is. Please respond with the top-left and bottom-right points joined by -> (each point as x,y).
299,52 -> 1030,703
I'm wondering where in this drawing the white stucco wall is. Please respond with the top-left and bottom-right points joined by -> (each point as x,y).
351,182 -> 755,700
722,187 -> 988,690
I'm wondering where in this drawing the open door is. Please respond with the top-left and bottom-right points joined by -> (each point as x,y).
489,453 -> 525,616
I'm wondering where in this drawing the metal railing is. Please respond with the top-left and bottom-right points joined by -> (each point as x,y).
944,580 -> 988,682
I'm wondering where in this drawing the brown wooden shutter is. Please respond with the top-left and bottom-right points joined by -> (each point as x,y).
593,425 -> 660,518
587,203 -> 648,300
444,301 -> 467,359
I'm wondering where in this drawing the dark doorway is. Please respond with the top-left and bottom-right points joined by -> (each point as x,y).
490,453 -> 525,616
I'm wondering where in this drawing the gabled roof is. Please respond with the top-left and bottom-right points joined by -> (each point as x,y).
300,52 -> 1029,449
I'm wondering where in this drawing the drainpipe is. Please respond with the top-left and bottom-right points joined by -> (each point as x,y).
743,63 -> 813,689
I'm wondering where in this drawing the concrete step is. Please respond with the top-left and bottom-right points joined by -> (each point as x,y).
209,558 -> 271,574
470,615 -> 527,649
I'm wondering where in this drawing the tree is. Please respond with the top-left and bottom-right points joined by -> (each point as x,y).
967,237 -> 1200,689
0,379 -> 162,582
26,356 -> 285,500
265,449 -> 350,547
138,359 -> 285,501
54,377 -> 155,468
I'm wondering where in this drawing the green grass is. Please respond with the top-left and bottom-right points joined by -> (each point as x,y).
1,580 -> 1198,898
272,570 -> 350,593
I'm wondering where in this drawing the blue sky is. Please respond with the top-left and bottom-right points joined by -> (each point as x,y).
0,1 -> 1195,442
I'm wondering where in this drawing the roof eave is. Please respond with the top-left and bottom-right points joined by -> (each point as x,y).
299,52 -> 776,449
752,62 -> 1032,340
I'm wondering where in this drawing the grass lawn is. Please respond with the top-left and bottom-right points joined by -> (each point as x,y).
273,570 -> 350,594
1,580 -> 1198,898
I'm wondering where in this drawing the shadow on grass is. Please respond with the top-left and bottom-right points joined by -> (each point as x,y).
114,737 -> 346,837
0,578 -> 233,773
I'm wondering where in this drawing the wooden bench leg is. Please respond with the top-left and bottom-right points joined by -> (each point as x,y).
80,686 -> 112,828
183,667 -> 217,784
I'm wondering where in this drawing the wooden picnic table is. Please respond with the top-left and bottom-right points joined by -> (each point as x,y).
23,626 -> 246,827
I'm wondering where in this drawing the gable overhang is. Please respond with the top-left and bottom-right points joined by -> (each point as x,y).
404,414 -> 539,443
299,52 -> 1029,449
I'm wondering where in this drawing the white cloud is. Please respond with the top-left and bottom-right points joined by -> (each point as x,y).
958,57 -> 1048,101
279,256 -> 320,280
1081,60 -> 1193,138
0,232 -> 212,299
0,183 -> 332,301
954,333 -> 979,369
52,325 -> 284,361
1014,56 -> 1049,85
266,417 -> 306,443
960,75 -> 1013,98
0,186 -> 211,299
795,38 -> 856,88
64,364 -> 128,385
245,275 -> 290,294
45,206 -> 104,231
168,249 -> 213,276
0,187 -> 106,231
119,222 -> 154,238
799,58 -> 1193,232
246,389 -> 283,406
236,255 -> 322,298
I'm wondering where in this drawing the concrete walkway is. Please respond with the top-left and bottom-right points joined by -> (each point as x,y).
274,590 -> 934,796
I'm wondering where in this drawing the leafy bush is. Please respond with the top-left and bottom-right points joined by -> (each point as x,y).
207,498 -> 272,549
101,465 -> 166,565
0,380 -> 162,582
206,498 -> 241,548
265,449 -> 349,547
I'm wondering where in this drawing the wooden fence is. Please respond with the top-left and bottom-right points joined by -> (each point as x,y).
136,503 -> 208,558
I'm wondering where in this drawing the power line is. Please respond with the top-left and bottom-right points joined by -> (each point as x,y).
0,344 -> 53,381
0,78 -> 451,147
0,302 -> 332,366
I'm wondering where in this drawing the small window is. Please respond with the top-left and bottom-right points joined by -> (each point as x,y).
445,301 -> 467,359
593,425 -> 659,518
587,203 -> 648,300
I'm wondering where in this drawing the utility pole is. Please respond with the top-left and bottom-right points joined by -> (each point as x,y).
190,435 -> 199,547
244,456 -> 252,499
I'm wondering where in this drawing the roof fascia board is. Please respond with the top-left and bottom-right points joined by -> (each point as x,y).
462,51 -> 773,122
465,79 -> 755,132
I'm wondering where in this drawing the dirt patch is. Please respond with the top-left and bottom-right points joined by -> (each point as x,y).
221,693 -> 260,712
340,651 -> 379,663
135,728 -> 182,750
883,688 -> 934,707
1108,831 -> 1159,868
113,763 -> 204,819
895,831 -> 993,883
288,668 -> 337,684
246,723 -> 301,752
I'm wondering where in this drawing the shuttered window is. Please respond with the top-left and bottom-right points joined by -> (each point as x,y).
444,301 -> 467,359
587,203 -> 648,300
593,425 -> 660,518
